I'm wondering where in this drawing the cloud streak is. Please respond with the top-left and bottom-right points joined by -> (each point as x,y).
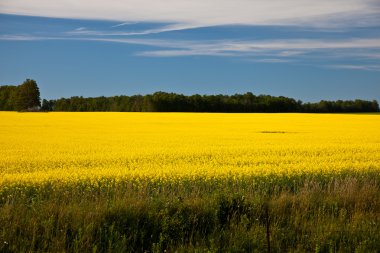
2,35 -> 380,58
87,37 -> 380,58
67,23 -> 202,36
328,64 -> 380,72
2,29 -> 380,72
1,0 -> 379,29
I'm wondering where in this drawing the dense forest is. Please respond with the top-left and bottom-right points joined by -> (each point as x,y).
1,79 -> 379,113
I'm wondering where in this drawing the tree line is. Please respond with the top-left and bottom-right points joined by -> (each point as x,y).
1,79 -> 379,113
0,79 -> 41,111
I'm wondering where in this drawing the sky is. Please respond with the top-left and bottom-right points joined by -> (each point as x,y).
0,0 -> 380,102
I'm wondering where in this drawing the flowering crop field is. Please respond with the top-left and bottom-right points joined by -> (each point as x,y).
1,112 -> 379,187
1,112 -> 380,252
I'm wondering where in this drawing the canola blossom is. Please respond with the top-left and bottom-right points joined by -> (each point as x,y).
1,112 -> 379,188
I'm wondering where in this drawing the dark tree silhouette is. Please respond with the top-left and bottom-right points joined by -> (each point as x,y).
47,92 -> 379,113
0,85 -> 18,111
0,80 -> 379,113
15,79 -> 41,111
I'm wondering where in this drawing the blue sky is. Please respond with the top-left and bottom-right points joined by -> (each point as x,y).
0,0 -> 379,102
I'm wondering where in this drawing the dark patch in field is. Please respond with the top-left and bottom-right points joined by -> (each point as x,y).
259,131 -> 294,134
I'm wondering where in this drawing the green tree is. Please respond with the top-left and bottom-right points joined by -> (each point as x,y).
15,79 -> 41,111
41,99 -> 55,111
0,85 -> 18,110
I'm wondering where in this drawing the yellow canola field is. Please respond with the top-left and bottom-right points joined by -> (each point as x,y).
0,112 -> 379,187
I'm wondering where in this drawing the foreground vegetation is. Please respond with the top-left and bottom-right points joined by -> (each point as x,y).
1,112 -> 379,252
2,174 -> 380,252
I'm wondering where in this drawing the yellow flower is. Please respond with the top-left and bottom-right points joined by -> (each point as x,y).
0,112 -> 379,191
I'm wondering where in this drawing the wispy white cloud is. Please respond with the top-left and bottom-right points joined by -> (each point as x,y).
136,50 -> 234,57
67,23 -> 202,36
328,64 -> 380,71
111,22 -> 138,28
335,52 -> 380,60
1,0 -> 379,28
87,37 -> 380,66
277,51 -> 306,57
74,27 -> 86,31
2,35 -> 380,58
220,38 -> 380,51
250,58 -> 294,63
2,33 -> 380,71
0,34 -> 45,41
91,37 -> 380,58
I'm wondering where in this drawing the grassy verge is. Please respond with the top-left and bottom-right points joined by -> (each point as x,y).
1,172 -> 380,252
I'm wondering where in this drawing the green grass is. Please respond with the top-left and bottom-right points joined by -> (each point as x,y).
1,172 -> 380,252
